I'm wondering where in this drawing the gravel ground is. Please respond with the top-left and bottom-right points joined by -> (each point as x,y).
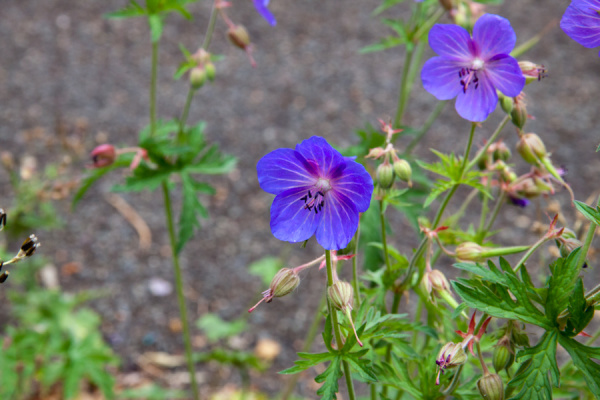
1,0 -> 599,398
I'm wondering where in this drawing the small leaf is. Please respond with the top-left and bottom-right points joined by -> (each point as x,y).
573,200 -> 600,226
72,159 -> 130,209
196,313 -> 246,343
148,14 -> 164,43
105,0 -> 146,19
315,355 -> 343,400
563,278 -> 594,336
557,334 -> 600,396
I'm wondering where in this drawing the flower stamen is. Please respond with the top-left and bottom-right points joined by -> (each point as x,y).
301,189 -> 326,214
459,67 -> 480,93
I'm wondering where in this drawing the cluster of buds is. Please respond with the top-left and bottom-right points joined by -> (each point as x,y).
368,120 -> 412,189
189,48 -> 216,89
90,144 -> 148,170
500,93 -> 528,130
0,209 -> 40,284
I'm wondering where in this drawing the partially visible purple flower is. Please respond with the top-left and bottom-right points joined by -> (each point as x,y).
253,0 -> 276,26
257,136 -> 374,250
560,0 -> 600,55
507,195 -> 530,208
421,14 -> 525,122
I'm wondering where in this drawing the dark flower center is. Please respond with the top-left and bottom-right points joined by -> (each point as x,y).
300,189 -> 326,214
458,67 -> 480,93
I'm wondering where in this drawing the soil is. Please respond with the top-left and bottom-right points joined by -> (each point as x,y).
1,0 -> 599,398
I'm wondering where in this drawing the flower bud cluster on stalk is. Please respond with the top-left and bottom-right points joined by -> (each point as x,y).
369,120 -> 413,190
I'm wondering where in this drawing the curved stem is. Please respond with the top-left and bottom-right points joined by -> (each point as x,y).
202,1 -> 219,50
178,88 -> 196,139
393,46 -> 415,129
467,115 -> 510,172
405,101 -> 447,155
150,41 -> 158,137
325,250 -> 357,400
513,236 -> 548,272
379,199 -> 393,273
162,182 -> 200,400
484,190 -> 506,234
442,364 -> 464,395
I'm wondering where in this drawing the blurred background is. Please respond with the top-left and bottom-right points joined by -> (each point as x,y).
0,0 -> 598,398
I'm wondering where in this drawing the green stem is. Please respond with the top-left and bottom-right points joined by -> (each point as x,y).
178,88 -> 196,138
483,191 -> 506,236
405,101 -> 447,155
393,46 -> 414,128
325,250 -> 357,400
442,364 -> 464,395
379,199 -> 393,273
278,293 -> 326,400
513,236 -> 548,272
162,182 -> 200,400
150,41 -> 158,137
202,1 -> 219,50
466,115 -> 510,172
352,224 -> 362,308
475,341 -> 490,374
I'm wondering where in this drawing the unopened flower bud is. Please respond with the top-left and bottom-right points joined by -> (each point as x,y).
19,234 -> 39,258
393,159 -> 412,186
366,147 -> 385,159
189,67 -> 207,89
510,100 -> 527,129
557,228 -> 583,258
477,373 -> 504,400
455,242 -> 485,262
519,61 -> 547,84
500,95 -> 514,114
376,162 -> 394,189
491,142 -> 511,162
227,25 -> 251,50
492,339 -> 514,373
205,62 -> 216,82
328,281 -> 363,347
270,268 -> 300,298
90,144 -> 116,168
515,177 -> 553,199
517,133 -> 547,165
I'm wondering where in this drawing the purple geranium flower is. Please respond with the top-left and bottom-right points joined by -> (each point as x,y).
421,14 -> 525,122
253,0 -> 276,26
257,136 -> 374,250
560,0 -> 600,55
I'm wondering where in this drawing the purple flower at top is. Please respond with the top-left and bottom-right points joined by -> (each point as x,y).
560,0 -> 600,55
421,14 -> 525,122
257,136 -> 374,250
253,0 -> 276,26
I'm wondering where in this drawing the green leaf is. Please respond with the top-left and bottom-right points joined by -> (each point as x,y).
315,355 -> 343,400
372,0 -> 407,15
557,334 -> 600,396
196,313 -> 246,343
573,200 -> 600,226
279,352 -> 333,375
507,330 -> 559,400
453,258 -> 552,329
176,173 -> 209,253
391,354 -> 424,399
112,165 -> 173,192
563,278 -> 594,337
105,1 -> 146,19
344,352 -> 377,383
545,249 -> 582,322
72,159 -> 130,209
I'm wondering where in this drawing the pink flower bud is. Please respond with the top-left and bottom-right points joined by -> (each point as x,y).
90,144 -> 116,168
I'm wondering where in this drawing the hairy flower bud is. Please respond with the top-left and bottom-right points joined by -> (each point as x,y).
90,144 -> 116,168
491,142 -> 511,162
510,100 -> 527,129
270,268 -> 300,298
376,162 -> 395,189
557,228 -> 583,258
328,281 -> 354,312
455,242 -> 485,262
393,159 -> 412,186
189,67 -> 207,89
517,133 -> 547,165
492,339 -> 514,373
500,95 -> 514,114
227,25 -> 251,50
205,62 -> 216,82
477,373 -> 504,400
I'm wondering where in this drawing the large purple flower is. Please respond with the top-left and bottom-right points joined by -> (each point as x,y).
253,0 -> 276,26
421,14 -> 525,122
257,136 -> 374,250
561,0 -> 600,55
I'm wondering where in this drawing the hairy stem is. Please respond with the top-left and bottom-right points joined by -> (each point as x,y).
150,41 -> 158,137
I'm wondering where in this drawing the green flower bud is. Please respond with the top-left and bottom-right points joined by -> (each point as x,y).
492,142 -> 511,162
328,281 -> 354,312
270,268 -> 300,298
189,67 -> 207,89
393,159 -> 412,186
477,373 -> 504,400
205,62 -> 216,82
455,242 -> 485,262
500,95 -> 514,114
227,25 -> 251,50
510,101 -> 527,129
376,163 -> 395,189
517,133 -> 547,165
557,228 -> 583,258
492,341 -> 514,373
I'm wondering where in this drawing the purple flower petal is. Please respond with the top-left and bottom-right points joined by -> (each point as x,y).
484,54 -> 525,97
270,186 -> 323,243
253,0 -> 276,26
428,24 -> 473,60
315,192 -> 359,250
331,160 -> 374,213
295,137 -> 346,179
421,57 -> 464,100
455,75 -> 498,122
257,148 -> 316,194
472,14 -> 517,60
561,2 -> 600,49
